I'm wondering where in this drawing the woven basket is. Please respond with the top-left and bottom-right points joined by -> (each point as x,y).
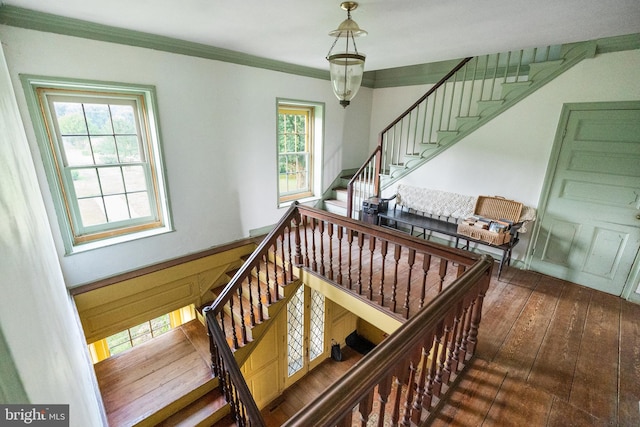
457,223 -> 511,245
474,196 -> 522,223
457,196 -> 523,245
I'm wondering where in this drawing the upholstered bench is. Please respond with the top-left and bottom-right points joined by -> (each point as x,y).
376,185 -> 536,277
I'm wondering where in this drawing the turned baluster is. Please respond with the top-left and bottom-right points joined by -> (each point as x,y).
403,248 -> 416,319
438,258 -> 448,292
336,226 -> 344,285
263,252 -> 273,304
302,215 -> 310,268
367,235 -> 376,300
434,318 -> 452,396
228,296 -> 239,349
400,348 -> 421,426
420,254 -> 432,309
293,210 -> 302,266
376,376 -> 392,427
247,273 -> 256,326
237,287 -> 248,345
378,240 -> 388,306
347,229 -> 354,289
308,218 -> 317,271
317,220 -> 325,276
356,232 -> 365,294
286,225 -> 294,281
444,306 -> 462,381
391,245 -> 402,313
411,339 -> 432,425
390,375 -> 403,427
467,283 -> 488,355
421,324 -> 443,413
357,389 -> 375,427
279,235 -> 287,284
327,222 -> 334,280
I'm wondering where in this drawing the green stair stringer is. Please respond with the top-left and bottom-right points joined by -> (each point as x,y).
380,40 -> 597,190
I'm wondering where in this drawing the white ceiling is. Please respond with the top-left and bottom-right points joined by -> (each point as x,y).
3,0 -> 639,71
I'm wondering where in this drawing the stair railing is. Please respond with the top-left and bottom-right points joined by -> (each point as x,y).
204,203 -> 491,425
346,45 -> 561,217
283,253 -> 492,426
204,202 -> 303,426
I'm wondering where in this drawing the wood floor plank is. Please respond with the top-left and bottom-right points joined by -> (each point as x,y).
569,291 -> 620,424
430,358 -> 507,427
475,278 -> 533,361
618,299 -> 640,427
484,376 -> 554,426
527,280 -> 591,400
180,319 -> 212,364
490,279 -> 563,381
547,397 -> 607,427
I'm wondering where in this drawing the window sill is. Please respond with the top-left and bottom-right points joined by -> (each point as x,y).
64,225 -> 174,256
278,195 -> 321,209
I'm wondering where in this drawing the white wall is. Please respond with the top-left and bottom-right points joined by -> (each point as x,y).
0,43 -> 105,425
0,26 -> 372,286
371,49 -> 640,262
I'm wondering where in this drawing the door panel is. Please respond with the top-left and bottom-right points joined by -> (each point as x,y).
531,104 -> 640,295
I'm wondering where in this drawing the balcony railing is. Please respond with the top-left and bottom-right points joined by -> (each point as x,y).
204,203 -> 493,425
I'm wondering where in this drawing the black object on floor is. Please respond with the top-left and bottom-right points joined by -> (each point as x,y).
345,330 -> 375,355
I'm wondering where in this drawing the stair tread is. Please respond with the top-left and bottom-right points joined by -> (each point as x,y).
157,389 -> 228,427
94,320 -> 216,427
325,199 -> 347,207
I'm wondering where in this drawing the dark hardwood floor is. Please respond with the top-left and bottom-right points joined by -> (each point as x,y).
262,264 -> 640,427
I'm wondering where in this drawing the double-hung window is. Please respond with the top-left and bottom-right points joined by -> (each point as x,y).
277,100 -> 323,206
22,77 -> 172,253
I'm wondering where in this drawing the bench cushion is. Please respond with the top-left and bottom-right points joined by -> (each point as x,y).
395,185 -> 476,221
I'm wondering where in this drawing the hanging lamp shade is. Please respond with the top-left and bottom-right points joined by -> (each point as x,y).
326,2 -> 367,108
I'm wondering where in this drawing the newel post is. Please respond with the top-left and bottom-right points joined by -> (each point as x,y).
293,204 -> 303,266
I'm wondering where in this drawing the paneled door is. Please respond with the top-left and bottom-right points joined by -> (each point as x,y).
531,102 -> 640,295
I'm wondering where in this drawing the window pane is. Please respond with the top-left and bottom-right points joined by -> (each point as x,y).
91,136 -> 118,164
116,135 -> 141,162
122,165 -> 147,192
309,290 -> 325,361
287,286 -> 304,376
63,136 -> 93,166
128,192 -> 151,218
84,103 -> 113,135
54,102 -> 87,135
78,197 -> 107,226
107,330 -> 132,355
72,168 -> 101,198
98,167 -> 125,195
104,194 -> 130,222
110,104 -> 136,134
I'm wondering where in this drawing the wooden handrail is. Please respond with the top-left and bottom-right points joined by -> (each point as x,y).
379,57 -> 473,134
205,204 -> 491,425
205,310 -> 266,426
283,254 -> 493,426
345,57 -> 474,217
208,202 -> 300,313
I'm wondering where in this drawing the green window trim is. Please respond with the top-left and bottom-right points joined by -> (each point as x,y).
276,99 -> 324,207
21,75 -> 173,254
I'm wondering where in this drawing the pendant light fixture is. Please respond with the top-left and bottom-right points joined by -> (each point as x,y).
326,2 -> 367,108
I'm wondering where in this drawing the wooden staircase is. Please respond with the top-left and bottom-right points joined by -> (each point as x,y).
338,41 -> 598,217
93,247 -> 300,426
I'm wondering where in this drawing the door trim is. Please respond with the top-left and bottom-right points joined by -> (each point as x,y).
526,100 -> 640,300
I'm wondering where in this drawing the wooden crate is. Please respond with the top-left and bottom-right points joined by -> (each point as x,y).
457,196 -> 523,245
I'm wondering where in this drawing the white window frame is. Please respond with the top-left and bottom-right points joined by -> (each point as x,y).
276,99 -> 324,207
21,76 -> 173,254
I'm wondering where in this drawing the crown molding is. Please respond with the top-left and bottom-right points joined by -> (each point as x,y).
1,6 -> 638,90
0,5 -> 332,82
